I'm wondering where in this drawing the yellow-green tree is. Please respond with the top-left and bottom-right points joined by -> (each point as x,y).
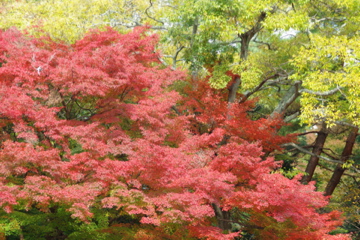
0,0 -> 151,43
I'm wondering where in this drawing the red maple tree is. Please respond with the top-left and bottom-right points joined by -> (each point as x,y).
0,27 -> 350,239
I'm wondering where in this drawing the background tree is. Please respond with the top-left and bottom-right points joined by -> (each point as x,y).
154,0 -> 360,200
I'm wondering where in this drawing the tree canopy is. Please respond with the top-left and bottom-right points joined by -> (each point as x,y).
0,0 -> 359,239
0,26 -> 350,239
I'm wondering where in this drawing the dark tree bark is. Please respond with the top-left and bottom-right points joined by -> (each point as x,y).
212,203 -> 232,232
324,127 -> 358,196
228,76 -> 241,103
228,12 -> 267,103
301,123 -> 328,184
239,12 -> 266,60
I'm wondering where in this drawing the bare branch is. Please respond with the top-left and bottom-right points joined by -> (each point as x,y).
157,55 -> 168,64
297,131 -> 319,136
300,86 -> 342,96
351,166 -> 360,174
239,74 -> 279,103
281,142 -> 344,164
284,111 -> 300,122
159,46 -> 185,69
334,121 -> 359,129
253,39 -> 272,50
321,149 -> 340,160
172,46 -> 185,69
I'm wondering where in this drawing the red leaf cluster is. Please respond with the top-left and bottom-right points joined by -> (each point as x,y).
0,28 -> 349,239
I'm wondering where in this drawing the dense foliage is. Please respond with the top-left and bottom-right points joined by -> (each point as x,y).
0,27 -> 350,239
1,0 -> 360,239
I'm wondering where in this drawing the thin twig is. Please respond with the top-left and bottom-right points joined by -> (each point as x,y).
145,0 -> 164,25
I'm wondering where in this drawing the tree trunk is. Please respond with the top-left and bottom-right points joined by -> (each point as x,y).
324,127 -> 358,196
301,123 -> 328,184
228,76 -> 241,103
212,203 -> 232,232
228,12 -> 267,103
239,12 -> 266,60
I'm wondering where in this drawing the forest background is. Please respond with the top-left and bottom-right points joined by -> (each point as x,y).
0,0 -> 359,239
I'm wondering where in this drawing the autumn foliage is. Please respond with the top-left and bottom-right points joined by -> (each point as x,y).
0,27 -> 350,239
